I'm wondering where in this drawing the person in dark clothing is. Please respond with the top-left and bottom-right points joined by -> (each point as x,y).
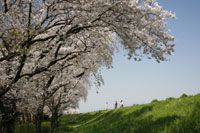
114,101 -> 118,109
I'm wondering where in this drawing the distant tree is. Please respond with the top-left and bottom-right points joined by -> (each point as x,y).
0,0 -> 175,132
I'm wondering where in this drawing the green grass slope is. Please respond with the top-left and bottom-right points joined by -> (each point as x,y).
55,94 -> 200,133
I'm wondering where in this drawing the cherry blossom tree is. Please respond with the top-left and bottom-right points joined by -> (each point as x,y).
0,0 -> 175,132
14,30 -> 114,132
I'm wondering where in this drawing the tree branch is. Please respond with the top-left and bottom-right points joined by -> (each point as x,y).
4,0 -> 8,13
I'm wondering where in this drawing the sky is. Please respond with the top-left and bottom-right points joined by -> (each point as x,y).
79,0 -> 200,113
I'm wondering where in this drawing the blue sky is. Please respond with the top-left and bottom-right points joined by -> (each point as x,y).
79,0 -> 200,113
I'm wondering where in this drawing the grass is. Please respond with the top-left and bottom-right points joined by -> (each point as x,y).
55,93 -> 200,133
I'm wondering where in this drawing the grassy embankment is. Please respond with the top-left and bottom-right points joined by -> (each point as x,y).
17,93 -> 200,133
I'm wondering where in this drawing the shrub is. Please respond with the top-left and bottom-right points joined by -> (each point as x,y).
166,97 -> 175,101
151,99 -> 159,103
180,93 -> 188,98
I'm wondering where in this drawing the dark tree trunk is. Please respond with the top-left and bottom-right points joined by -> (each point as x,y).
50,110 -> 59,133
2,117 -> 15,133
0,99 -> 16,133
50,95 -> 62,133
35,117 -> 42,133
34,105 -> 44,133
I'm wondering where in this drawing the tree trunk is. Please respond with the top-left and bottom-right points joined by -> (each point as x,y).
50,105 -> 59,133
34,105 -> 44,133
50,111 -> 58,133
1,118 -> 15,133
0,100 -> 16,133
0,110 -> 15,133
35,118 -> 42,133
24,111 -> 28,123
50,94 -> 62,133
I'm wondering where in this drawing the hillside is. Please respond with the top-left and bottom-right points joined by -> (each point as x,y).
55,94 -> 200,133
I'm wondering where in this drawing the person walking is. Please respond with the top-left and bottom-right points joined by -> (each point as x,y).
114,101 -> 118,109
120,100 -> 124,108
105,102 -> 108,110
